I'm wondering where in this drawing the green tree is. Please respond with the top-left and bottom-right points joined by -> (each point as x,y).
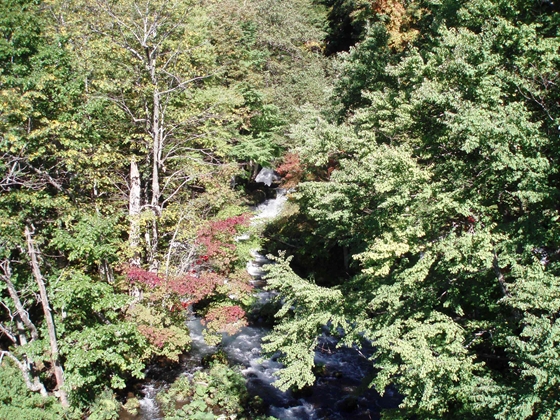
61,0 -> 243,270
0,0 -> 150,410
264,1 -> 560,418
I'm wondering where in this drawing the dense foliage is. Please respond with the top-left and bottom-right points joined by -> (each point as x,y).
263,0 -> 560,419
3,0 -> 560,418
0,0 -> 328,415
156,362 -> 273,420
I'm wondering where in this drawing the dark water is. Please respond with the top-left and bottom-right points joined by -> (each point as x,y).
121,318 -> 401,420
221,322 -> 401,420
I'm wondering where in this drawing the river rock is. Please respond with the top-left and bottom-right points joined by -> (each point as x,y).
336,395 -> 358,412
255,168 -> 281,186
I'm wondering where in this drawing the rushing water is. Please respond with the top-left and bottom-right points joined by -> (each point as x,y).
121,189 -> 401,420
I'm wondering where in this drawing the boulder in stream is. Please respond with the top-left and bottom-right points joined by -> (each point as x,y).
255,167 -> 281,186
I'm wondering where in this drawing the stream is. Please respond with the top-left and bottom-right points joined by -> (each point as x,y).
120,189 -> 401,420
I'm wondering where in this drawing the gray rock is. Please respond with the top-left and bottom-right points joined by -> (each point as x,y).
255,167 -> 281,186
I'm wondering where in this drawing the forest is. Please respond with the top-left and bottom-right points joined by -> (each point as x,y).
1,0 -> 560,419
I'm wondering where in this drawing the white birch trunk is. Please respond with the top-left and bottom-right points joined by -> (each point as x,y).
24,226 -> 69,407
1,351 -> 48,397
0,261 -> 46,397
129,159 -> 142,267
148,68 -> 162,273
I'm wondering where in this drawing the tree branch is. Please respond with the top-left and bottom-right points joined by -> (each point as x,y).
24,227 -> 69,407
0,260 -> 39,342
0,350 -> 48,397
0,323 -> 17,343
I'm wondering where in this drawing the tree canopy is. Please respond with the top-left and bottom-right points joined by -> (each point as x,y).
2,0 -> 560,418
0,0 -> 329,415
263,1 -> 560,419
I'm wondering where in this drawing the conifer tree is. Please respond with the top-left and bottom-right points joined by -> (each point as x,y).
265,1 -> 560,418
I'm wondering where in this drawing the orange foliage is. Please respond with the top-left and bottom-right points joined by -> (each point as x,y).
371,0 -> 420,50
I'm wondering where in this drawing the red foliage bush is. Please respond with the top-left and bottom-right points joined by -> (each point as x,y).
138,325 -> 175,348
196,214 -> 250,272
204,305 -> 247,335
205,305 -> 245,323
127,267 -> 163,287
168,271 -> 222,305
276,152 -> 304,187
126,266 -> 224,306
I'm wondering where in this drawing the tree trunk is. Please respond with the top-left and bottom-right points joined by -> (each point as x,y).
24,226 -> 69,408
129,159 -> 142,267
151,90 -> 161,208
148,87 -> 162,273
492,251 -> 511,298
0,260 -> 46,397
99,259 -> 114,283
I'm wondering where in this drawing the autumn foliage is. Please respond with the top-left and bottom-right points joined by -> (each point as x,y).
170,272 -> 222,304
137,325 -> 178,349
125,212 -> 253,349
204,305 -> 247,335
126,268 -> 224,306
276,152 -> 304,187
127,267 -> 163,287
196,214 -> 250,273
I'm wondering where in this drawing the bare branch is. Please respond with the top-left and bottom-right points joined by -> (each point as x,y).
0,260 -> 39,342
164,212 -> 187,279
0,350 -> 48,397
25,227 -> 68,407
0,152 -> 64,192
0,323 -> 17,343
156,74 -> 213,97
27,164 -> 63,191
100,94 -> 149,125
161,175 -> 193,207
